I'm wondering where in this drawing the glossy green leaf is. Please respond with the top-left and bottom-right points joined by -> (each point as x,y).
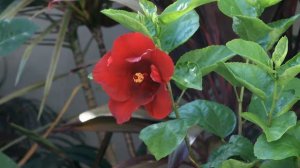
172,62 -> 202,90
138,0 -> 158,37
101,9 -> 150,36
232,15 -> 300,50
247,89 -> 299,125
0,152 -> 18,168
242,111 -> 297,142
159,10 -> 199,52
139,0 -> 157,16
267,14 -> 300,48
176,45 -> 235,76
218,0 -> 262,17
232,16 -> 274,49
204,135 -> 255,168
139,119 -> 195,160
268,14 -> 300,34
279,65 -> 300,85
0,18 -> 38,56
254,123 -> 300,160
38,9 -> 72,120
260,157 -> 298,168
216,63 -> 274,99
278,52 -> 300,85
220,159 -> 256,168
174,100 -> 236,138
159,0 -> 215,23
226,39 -> 272,73
259,0 -> 282,8
272,36 -> 288,68
279,52 -> 300,74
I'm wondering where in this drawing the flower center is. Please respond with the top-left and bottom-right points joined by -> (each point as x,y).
133,72 -> 145,83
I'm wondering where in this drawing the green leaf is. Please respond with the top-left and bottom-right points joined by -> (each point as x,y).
279,64 -> 300,85
204,135 -> 255,168
284,78 -> 300,97
268,14 -> 300,34
0,0 -> 34,19
254,123 -> 300,160
0,18 -> 38,56
0,152 -> 18,168
278,52 -> 300,85
0,73 -> 67,105
242,111 -> 297,142
101,9 -> 150,36
217,0 -> 263,17
159,10 -> 199,52
139,119 -> 195,160
226,39 -> 273,73
279,52 -> 300,74
247,89 -> 299,122
138,0 -> 158,37
176,45 -> 235,76
220,159 -> 256,168
216,63 -> 274,99
159,0 -> 215,23
172,62 -> 202,90
174,100 -> 236,138
10,123 -> 59,152
232,16 -> 274,49
259,0 -> 282,8
15,22 -> 58,85
232,15 -> 300,50
260,157 -> 298,168
38,9 -> 72,120
272,36 -> 288,68
139,0 -> 157,16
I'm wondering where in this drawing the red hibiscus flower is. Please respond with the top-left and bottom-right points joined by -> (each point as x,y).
92,32 -> 174,124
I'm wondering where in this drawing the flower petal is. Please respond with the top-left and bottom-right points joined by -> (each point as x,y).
145,85 -> 172,119
149,49 -> 174,82
92,52 -> 131,101
109,98 -> 139,124
111,32 -> 155,61
150,64 -> 162,83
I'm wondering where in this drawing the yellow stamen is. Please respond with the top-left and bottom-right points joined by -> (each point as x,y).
133,72 -> 144,83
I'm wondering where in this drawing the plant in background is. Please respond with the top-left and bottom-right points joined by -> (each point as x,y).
1,0 -> 300,168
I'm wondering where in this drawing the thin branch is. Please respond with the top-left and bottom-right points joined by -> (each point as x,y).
18,85 -> 82,166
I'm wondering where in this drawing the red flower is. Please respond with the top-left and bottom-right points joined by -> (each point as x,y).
93,32 -> 174,124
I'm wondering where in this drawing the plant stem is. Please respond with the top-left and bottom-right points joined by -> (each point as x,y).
234,86 -> 244,135
18,85 -> 82,166
176,89 -> 186,105
167,83 -> 200,168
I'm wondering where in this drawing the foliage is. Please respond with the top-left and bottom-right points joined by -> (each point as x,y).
0,0 -> 300,167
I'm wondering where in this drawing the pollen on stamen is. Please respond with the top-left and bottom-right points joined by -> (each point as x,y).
133,72 -> 144,83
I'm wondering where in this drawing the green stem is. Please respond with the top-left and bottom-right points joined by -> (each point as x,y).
234,86 -> 244,135
176,89 -> 186,105
167,83 -> 200,168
